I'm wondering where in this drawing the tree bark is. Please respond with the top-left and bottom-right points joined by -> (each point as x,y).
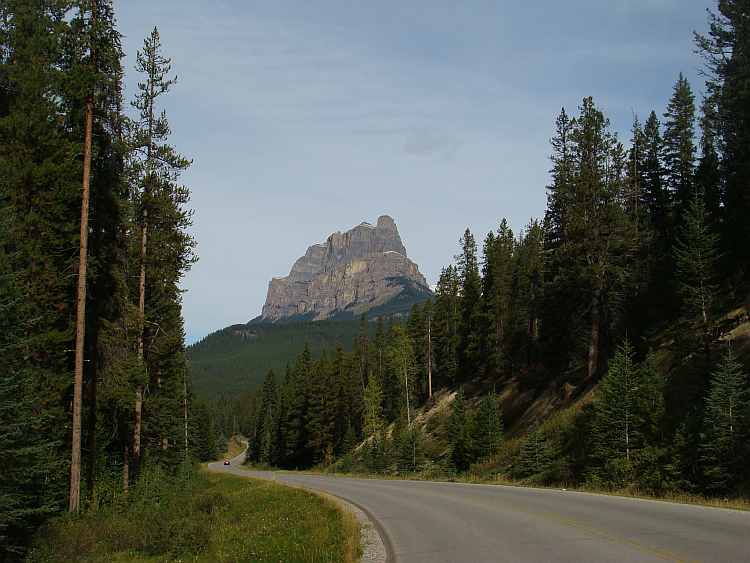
426,311 -> 433,398
70,91 -> 93,514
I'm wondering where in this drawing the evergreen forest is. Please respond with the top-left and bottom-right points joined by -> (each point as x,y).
0,1 -> 213,558
2,0 -> 750,560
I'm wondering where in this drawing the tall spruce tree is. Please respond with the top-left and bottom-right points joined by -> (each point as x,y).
672,195 -> 721,358
0,1 -> 79,519
472,393 -> 504,461
434,266 -> 460,385
592,340 -> 640,465
116,26 -> 196,477
662,73 -> 697,216
514,219 -> 544,373
456,229 -> 482,380
481,221 -> 516,380
0,217 -> 63,559
543,99 -> 637,378
127,26 -> 193,474
699,347 -> 749,493
696,0 -> 750,274
449,389 -> 470,471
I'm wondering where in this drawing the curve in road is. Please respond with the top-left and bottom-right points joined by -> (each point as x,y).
209,449 -> 750,563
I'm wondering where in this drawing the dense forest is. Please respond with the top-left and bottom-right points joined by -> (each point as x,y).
0,1 -> 217,559
235,0 -> 750,498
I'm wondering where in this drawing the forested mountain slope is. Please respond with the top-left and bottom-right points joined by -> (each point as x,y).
187,320 -> 363,397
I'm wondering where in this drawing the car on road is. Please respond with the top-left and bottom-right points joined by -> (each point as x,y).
223,461 -> 230,465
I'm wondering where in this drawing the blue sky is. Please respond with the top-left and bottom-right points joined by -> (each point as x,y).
115,0 -> 714,345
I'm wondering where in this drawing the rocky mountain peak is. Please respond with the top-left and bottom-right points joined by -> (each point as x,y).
260,215 -> 430,322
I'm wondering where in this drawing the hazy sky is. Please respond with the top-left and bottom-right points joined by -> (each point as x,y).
114,0 -> 714,345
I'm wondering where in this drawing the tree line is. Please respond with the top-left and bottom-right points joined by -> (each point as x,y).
238,0 -> 750,496
0,2 -> 208,558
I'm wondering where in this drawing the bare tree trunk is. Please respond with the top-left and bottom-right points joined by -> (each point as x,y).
70,91 -> 94,514
426,311 -> 433,398
133,208 -> 147,469
183,365 -> 189,456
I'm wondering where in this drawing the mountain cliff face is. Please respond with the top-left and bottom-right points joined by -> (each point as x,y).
260,215 -> 431,322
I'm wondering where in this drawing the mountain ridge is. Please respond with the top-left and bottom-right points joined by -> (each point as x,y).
260,215 -> 432,322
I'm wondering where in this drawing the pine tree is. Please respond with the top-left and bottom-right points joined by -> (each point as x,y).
672,195 -> 721,358
639,350 -> 666,447
543,99 -> 637,377
259,369 -> 279,464
472,393 -> 504,461
449,389 -> 470,471
387,322 -> 418,425
699,347 -> 749,493
593,340 -> 640,465
363,374 -> 384,437
694,96 -> 723,219
0,217 -> 63,559
127,26 -> 194,474
0,0 -> 80,519
434,266 -> 460,385
397,427 -> 426,474
641,110 -> 669,238
456,229 -> 482,380
663,73 -> 697,215
517,422 -> 552,478
696,0 -> 750,273
514,220 -> 544,373
481,221 -> 516,380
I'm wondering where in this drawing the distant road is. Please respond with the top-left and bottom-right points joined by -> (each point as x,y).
209,451 -> 750,562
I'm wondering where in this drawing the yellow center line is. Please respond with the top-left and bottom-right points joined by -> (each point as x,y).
400,485 -> 701,563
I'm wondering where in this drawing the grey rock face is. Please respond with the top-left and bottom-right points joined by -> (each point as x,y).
261,216 -> 428,321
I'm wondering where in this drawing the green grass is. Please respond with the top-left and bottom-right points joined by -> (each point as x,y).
27,467 -> 361,563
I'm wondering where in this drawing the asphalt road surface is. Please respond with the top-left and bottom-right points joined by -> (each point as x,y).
209,451 -> 750,562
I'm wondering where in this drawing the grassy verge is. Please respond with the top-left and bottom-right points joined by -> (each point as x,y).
221,435 -> 248,461
27,466 -> 360,562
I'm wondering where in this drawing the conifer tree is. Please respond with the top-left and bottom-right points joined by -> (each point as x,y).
672,195 -> 721,357
0,217 -> 63,559
434,266 -> 460,385
481,221 -> 516,380
663,73 -> 697,215
363,374 -> 384,437
517,422 -> 552,478
456,229 -> 482,380
472,393 -> 504,461
0,1 -> 79,518
127,26 -> 194,473
449,389 -> 470,471
696,0 -> 750,273
593,340 -> 640,464
641,111 -> 669,238
543,99 -> 637,377
387,322 -> 418,425
398,426 -> 426,474
699,347 -> 749,493
514,220 -> 544,372
639,350 -> 666,447
259,369 -> 279,464
694,97 -> 723,219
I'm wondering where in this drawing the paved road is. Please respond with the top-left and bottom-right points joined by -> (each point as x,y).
209,451 -> 750,562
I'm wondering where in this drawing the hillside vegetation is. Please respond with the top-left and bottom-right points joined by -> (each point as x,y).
187,320 -> 363,397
